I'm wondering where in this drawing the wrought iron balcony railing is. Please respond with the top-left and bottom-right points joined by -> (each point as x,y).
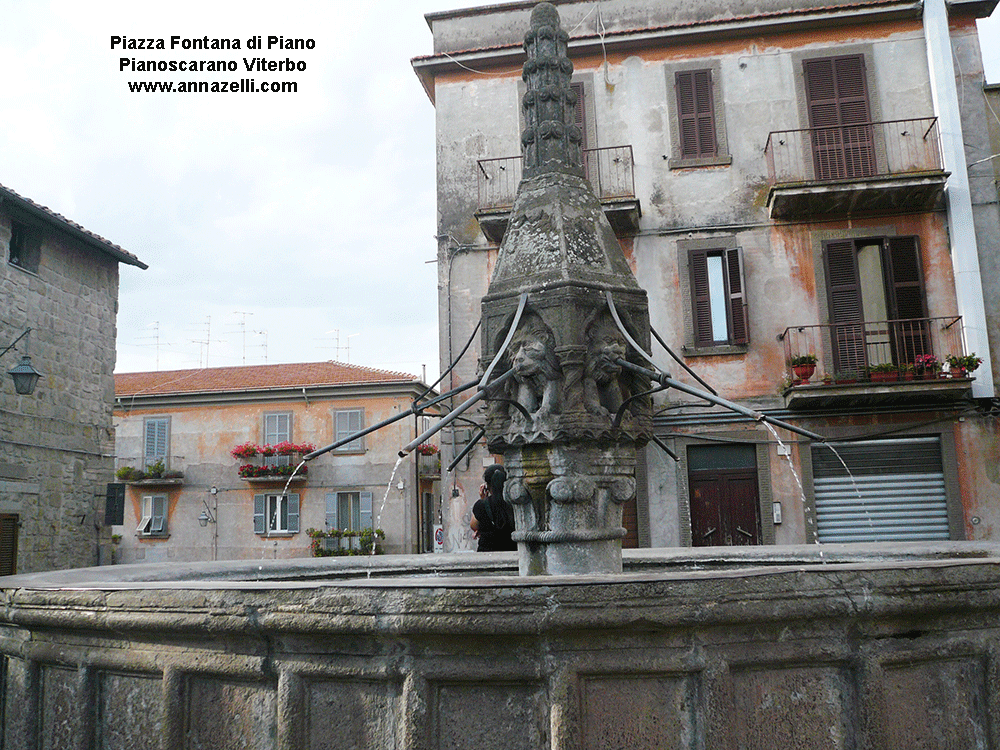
477,145 -> 636,211
765,117 -> 943,185
780,316 -> 966,384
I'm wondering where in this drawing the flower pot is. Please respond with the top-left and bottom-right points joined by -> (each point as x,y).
792,364 -> 816,384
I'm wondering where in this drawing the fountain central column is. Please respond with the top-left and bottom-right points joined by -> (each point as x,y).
480,2 -> 653,575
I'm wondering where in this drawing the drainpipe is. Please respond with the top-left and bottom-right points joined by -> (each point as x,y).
924,0 -> 994,397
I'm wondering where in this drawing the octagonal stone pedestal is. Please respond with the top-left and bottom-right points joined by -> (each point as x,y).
3,543 -> 1000,749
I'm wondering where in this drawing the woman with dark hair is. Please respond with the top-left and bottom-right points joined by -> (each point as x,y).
470,464 -> 516,551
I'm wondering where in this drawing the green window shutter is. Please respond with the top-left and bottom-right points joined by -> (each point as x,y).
287,494 -> 300,534
253,494 -> 266,534
360,491 -> 374,530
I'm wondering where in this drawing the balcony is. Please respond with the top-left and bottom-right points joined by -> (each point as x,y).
779,316 -> 972,409
764,117 -> 947,220
475,145 -> 641,242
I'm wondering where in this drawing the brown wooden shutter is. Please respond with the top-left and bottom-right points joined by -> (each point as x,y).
0,515 -> 18,576
804,55 -> 874,179
885,236 -> 926,320
690,248 -> 714,346
886,236 -> 930,362
824,239 -> 867,373
726,248 -> 749,345
676,70 -> 716,159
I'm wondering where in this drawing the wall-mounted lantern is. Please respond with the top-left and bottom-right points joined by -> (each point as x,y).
2,328 -> 42,395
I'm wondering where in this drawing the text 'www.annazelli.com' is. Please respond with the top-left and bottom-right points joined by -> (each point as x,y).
126,79 -> 297,94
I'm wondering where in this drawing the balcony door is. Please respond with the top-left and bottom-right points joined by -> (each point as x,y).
804,55 -> 876,180
824,236 -> 928,375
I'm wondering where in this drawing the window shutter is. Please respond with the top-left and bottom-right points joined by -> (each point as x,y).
824,240 -> 866,373
150,496 -> 166,533
886,237 -> 926,320
265,413 -> 290,444
360,491 -> 374,530
286,494 -> 300,534
804,55 -> 874,179
676,70 -> 716,159
145,418 -> 168,462
690,248 -> 714,347
726,248 -> 749,345
325,492 -> 338,529
571,82 -> 587,149
253,494 -> 266,534
105,483 -> 126,526
0,515 -> 19,576
886,236 -> 929,362
138,496 -> 153,534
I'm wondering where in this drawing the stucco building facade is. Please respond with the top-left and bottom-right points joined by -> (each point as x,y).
112,362 -> 440,563
413,0 -> 1000,551
1,182 -> 146,574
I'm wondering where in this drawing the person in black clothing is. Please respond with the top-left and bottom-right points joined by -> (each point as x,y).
470,464 -> 516,551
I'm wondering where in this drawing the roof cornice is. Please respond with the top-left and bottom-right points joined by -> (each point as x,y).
114,380 -> 436,411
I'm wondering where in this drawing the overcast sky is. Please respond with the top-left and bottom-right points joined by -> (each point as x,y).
2,1 -> 998,383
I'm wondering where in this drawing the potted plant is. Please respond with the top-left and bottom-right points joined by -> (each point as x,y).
834,371 -> 858,385
900,363 -> 915,381
913,354 -> 940,380
945,353 -> 983,378
869,362 -> 899,382
230,442 -> 258,460
789,353 -> 818,384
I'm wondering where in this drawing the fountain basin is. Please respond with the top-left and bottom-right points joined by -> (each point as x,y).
2,543 -> 1000,748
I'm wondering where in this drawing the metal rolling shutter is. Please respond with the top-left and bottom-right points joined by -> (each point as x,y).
812,437 -> 949,542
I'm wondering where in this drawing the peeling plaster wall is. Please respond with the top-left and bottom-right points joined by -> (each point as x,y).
425,0 -> 1000,551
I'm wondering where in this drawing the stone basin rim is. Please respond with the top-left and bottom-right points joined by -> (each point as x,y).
1,541 -> 997,592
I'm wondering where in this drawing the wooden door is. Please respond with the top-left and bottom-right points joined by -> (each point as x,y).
690,469 -> 761,547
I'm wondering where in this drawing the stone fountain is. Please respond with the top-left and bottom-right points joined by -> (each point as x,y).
2,5 -> 1000,749
479,1 -> 652,576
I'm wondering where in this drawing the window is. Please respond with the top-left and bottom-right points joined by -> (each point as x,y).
689,246 -> 748,348
263,412 -> 291,467
333,409 -> 365,452
254,493 -> 300,535
143,417 -> 169,470
666,63 -> 730,168
325,491 -> 374,532
676,70 -> 716,159
137,495 -> 167,536
823,236 -> 928,373
803,54 -> 875,180
7,221 -> 40,273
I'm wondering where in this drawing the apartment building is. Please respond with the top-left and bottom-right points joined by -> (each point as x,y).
113,362 -> 440,563
412,0 -> 1000,550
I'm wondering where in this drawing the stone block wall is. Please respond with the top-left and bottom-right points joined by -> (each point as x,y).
1,213 -> 120,573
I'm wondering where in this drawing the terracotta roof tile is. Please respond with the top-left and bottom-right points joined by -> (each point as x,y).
115,361 -> 419,397
0,182 -> 147,269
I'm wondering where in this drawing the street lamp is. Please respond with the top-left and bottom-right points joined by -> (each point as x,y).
2,328 -> 42,395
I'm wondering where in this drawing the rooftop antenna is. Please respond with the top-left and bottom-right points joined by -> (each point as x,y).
232,311 -> 254,365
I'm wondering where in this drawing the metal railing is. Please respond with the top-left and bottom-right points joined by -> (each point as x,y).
780,316 -> 964,383
477,145 -> 636,211
765,117 -> 943,185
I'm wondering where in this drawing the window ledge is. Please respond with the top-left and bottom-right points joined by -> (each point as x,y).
137,533 -> 170,540
260,532 -> 297,538
668,154 -> 732,170
683,344 -> 749,358
7,261 -> 41,277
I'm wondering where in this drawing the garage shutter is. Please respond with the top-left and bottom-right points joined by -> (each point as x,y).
812,437 -> 949,542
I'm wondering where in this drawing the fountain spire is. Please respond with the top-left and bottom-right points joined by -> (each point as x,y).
480,2 -> 653,575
